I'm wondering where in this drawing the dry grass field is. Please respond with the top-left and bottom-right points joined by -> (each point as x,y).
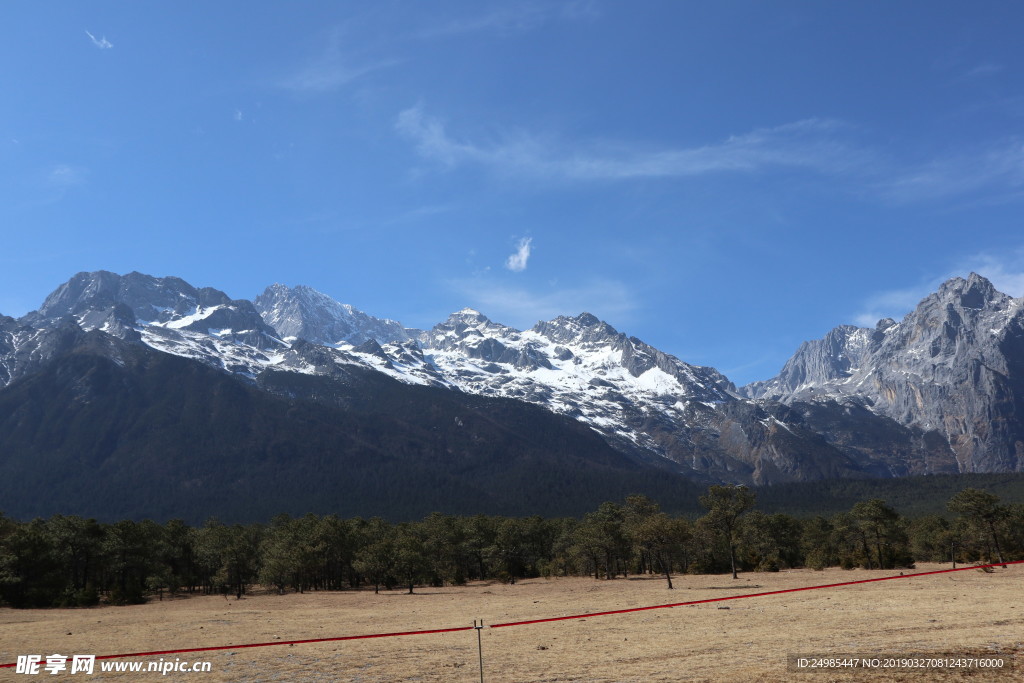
1,563 -> 1021,682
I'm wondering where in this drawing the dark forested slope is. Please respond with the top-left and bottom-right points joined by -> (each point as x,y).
0,334 -> 703,522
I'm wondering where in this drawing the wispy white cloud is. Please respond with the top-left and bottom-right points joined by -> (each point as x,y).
47,164 -> 87,187
447,276 -> 637,329
279,29 -> 396,92
85,30 -> 113,49
882,138 -> 1024,204
505,237 -> 533,272
281,58 -> 395,92
947,62 -> 1004,85
958,250 -> 1024,298
418,1 -> 598,39
386,204 -> 455,225
397,105 -> 1024,208
719,352 -> 785,383
852,248 -> 1024,326
396,105 -> 866,182
419,6 -> 547,38
962,63 -> 1003,79
853,285 -> 931,327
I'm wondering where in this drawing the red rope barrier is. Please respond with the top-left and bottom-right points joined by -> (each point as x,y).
2,560 -> 1019,668
0,626 -> 473,667
490,560 -> 1023,628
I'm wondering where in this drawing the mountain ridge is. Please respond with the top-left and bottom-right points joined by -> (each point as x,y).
1,268 -> 1020,522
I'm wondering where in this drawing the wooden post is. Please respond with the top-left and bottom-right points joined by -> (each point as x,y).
474,619 -> 484,683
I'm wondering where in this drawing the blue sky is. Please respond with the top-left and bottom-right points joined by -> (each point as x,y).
3,1 -> 1024,385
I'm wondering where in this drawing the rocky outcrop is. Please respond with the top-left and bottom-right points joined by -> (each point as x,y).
744,273 -> 1024,473
255,284 -> 409,346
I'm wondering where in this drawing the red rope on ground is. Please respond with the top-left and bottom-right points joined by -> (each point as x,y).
0,626 -> 474,667
1,560 -> 1019,667
489,560 -> 1023,628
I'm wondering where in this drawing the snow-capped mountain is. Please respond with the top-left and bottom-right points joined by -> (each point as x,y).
412,308 -> 736,456
239,285 -> 951,483
1,272 -> 444,409
12,271 -> 290,381
0,271 -> 710,522
6,269 -> 1019,498
28,271 -> 280,346
743,272 -> 1024,473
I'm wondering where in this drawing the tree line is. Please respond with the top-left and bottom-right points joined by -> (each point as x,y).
1,487 -> 1021,608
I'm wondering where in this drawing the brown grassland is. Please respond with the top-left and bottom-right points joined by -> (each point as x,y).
1,563 -> 1021,682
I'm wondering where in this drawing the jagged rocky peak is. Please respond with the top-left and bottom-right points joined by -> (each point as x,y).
742,273 -> 1018,402
530,312 -> 735,396
449,307 -> 488,322
531,312 -> 624,347
425,308 -> 520,347
440,309 -> 483,333
31,270 -> 257,323
422,309 -> 547,369
938,271 -> 1004,309
34,270 -> 250,323
25,270 -> 280,351
742,273 -> 1024,474
904,272 -> 1014,339
254,283 -> 409,346
36,270 -> 122,317
867,273 -> 1020,372
742,324 -> 873,400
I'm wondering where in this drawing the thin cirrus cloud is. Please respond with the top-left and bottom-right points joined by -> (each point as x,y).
278,28 -> 397,93
952,63 -> 1004,83
281,57 -> 396,92
396,105 -> 1024,207
416,1 -> 597,39
48,164 -> 87,187
852,285 -> 931,327
85,30 -> 113,49
417,5 -> 549,38
881,138 -> 1024,204
505,237 -> 533,272
395,105 -> 866,182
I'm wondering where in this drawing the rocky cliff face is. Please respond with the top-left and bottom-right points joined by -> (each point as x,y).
744,273 -> 1024,473
742,324 -> 876,398
254,284 -> 409,346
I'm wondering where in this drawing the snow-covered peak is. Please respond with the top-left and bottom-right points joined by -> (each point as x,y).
531,312 -> 624,349
254,283 -> 409,347
24,270 -> 278,345
33,270 -> 213,323
439,308 -> 495,328
423,308 -> 521,351
406,306 -> 737,460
